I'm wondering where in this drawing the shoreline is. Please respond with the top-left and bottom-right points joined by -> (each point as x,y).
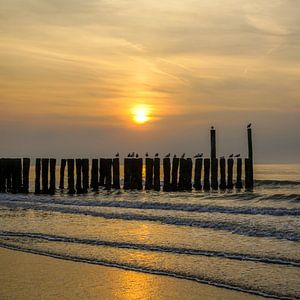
0,247 -> 269,300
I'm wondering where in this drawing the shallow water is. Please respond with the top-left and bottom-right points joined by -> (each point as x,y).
0,164 -> 299,299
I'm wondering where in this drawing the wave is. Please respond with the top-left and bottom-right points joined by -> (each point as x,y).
0,201 -> 299,241
0,242 -> 296,300
0,231 -> 298,267
1,194 -> 299,216
255,180 -> 300,187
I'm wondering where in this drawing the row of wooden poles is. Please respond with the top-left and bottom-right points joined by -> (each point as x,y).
0,127 -> 254,194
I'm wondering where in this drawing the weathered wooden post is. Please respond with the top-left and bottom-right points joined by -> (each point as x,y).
130,158 -> 137,189
210,127 -> 218,190
227,158 -> 234,189
145,158 -> 154,190
35,158 -> 41,194
49,158 -> 56,194
59,159 -> 66,189
0,159 -> 5,192
112,158 -> 120,189
82,159 -> 89,193
171,157 -> 179,191
163,157 -> 171,191
99,158 -> 106,187
22,158 -> 30,193
6,159 -> 12,192
67,159 -> 75,194
136,158 -> 143,190
91,159 -> 99,191
203,158 -> 210,191
124,158 -> 131,190
11,159 -> 17,193
41,158 -> 49,194
154,157 -> 160,191
178,158 -> 186,191
211,158 -> 218,190
245,126 -> 254,189
105,159 -> 112,190
219,157 -> 226,190
76,159 -> 83,193
193,158 -> 202,190
14,158 -> 22,193
236,158 -> 243,189
185,158 -> 193,191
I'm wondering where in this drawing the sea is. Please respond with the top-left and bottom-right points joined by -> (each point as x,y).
0,164 -> 299,299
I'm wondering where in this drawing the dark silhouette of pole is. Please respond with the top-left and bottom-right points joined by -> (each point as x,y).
219,157 -> 226,190
193,158 -> 202,190
178,158 -> 186,191
203,158 -> 210,191
154,157 -> 160,191
91,159 -> 99,191
112,158 -> 120,189
22,158 -> 30,193
236,158 -> 243,189
211,158 -> 218,190
35,158 -> 41,194
145,158 -> 154,190
245,125 -> 254,189
211,127 -> 216,159
82,159 -> 89,193
227,158 -> 234,189
99,158 -> 106,187
76,159 -> 83,193
124,158 -> 131,190
59,159 -> 66,189
105,158 -> 112,190
0,159 -> 5,192
185,158 -> 193,191
49,158 -> 56,194
67,159 -> 75,194
163,157 -> 171,191
41,158 -> 49,194
171,157 -> 179,191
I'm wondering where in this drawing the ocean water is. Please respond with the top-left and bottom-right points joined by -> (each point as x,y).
0,164 -> 299,299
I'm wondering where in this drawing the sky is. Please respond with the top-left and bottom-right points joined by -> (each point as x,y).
0,0 -> 299,163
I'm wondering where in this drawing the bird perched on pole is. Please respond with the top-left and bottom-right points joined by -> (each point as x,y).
229,154 -> 234,158
155,153 -> 159,157
165,153 -> 170,158
136,153 -> 139,158
211,126 -> 214,130
131,152 -> 135,157
235,154 -> 240,158
145,152 -> 149,157
247,123 -> 251,128
181,153 -> 185,158
173,154 -> 177,158
127,153 -> 131,157
115,152 -> 119,157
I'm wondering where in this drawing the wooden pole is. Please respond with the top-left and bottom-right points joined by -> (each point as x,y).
82,159 -> 89,193
211,158 -> 218,190
41,158 -> 49,194
163,157 -> 171,191
203,158 -> 210,191
136,158 -> 143,190
99,158 -> 106,187
76,159 -> 83,193
178,158 -> 186,191
105,158 -> 112,190
154,157 -> 160,191
124,158 -> 131,190
91,159 -> 99,191
236,158 -> 243,189
22,158 -> 30,193
193,158 -> 202,190
227,158 -> 234,189
67,159 -> 75,194
59,159 -> 66,189
185,158 -> 193,191
49,158 -> 56,194
171,157 -> 179,191
245,126 -> 254,189
6,159 -> 12,192
35,158 -> 41,194
14,158 -> 22,193
112,158 -> 120,189
211,127 -> 216,159
219,157 -> 226,190
145,158 -> 154,190
130,158 -> 137,189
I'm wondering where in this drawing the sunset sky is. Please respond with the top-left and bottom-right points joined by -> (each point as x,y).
0,0 -> 299,162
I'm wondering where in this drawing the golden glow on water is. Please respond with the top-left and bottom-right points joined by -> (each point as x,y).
131,104 -> 151,124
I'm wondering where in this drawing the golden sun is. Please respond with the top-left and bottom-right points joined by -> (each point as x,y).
132,105 -> 151,124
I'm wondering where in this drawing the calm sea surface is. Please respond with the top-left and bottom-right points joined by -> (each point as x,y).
0,164 -> 299,299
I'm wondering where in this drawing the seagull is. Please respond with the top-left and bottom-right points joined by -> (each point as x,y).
181,153 -> 185,158
229,154 -> 234,158
165,153 -> 170,158
199,153 -> 203,157
115,152 -> 119,157
247,123 -> 252,128
145,152 -> 149,157
136,153 -> 139,158
131,152 -> 135,157
211,126 -> 214,130
155,153 -> 159,157
173,154 -> 177,158
235,154 -> 241,158
127,153 -> 131,157
194,153 -> 199,158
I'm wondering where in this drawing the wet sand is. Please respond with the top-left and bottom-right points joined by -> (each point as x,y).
0,247 -> 268,300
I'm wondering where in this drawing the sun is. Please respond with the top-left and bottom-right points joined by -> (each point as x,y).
132,105 -> 151,124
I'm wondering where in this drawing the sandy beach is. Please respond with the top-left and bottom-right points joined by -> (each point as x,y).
0,247 -> 268,300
